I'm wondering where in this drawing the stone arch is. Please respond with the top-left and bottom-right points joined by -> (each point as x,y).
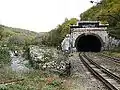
75,33 -> 104,52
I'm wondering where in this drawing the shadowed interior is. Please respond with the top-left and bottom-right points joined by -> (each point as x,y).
76,35 -> 102,52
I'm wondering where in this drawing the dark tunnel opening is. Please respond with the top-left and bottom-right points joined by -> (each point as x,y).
75,35 -> 102,52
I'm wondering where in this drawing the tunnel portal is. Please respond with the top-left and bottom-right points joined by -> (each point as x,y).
75,34 -> 102,52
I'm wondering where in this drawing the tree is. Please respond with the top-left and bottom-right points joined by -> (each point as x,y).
8,35 -> 26,46
39,18 -> 77,47
0,26 -> 4,40
80,0 -> 120,39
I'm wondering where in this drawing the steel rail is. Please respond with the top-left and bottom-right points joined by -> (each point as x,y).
84,53 -> 120,82
79,53 -> 118,90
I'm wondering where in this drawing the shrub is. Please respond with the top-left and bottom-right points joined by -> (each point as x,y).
0,47 -> 10,66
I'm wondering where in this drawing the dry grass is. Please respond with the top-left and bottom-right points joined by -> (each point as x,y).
0,66 -> 70,90
102,51 -> 120,58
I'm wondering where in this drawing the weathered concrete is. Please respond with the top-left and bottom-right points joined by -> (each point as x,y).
61,21 -> 120,52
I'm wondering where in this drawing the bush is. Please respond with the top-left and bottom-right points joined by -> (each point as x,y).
0,47 -> 10,66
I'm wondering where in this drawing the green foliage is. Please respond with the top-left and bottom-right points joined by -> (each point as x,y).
0,84 -> 27,90
102,50 -> 120,58
80,0 -> 120,21
0,26 -> 4,40
43,79 -> 64,90
40,18 -> 77,47
0,84 -> 7,90
0,60 -> 68,90
0,24 -> 37,48
80,0 -> 120,39
8,35 -> 26,46
0,47 -> 10,65
47,80 -> 63,87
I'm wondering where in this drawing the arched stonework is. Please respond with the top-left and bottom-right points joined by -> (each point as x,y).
75,33 -> 104,52
75,33 -> 104,48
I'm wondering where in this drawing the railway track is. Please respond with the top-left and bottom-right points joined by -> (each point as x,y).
99,53 -> 120,63
86,52 -> 120,77
79,53 -> 120,90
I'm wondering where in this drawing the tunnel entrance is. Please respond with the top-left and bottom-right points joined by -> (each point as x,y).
75,34 -> 102,52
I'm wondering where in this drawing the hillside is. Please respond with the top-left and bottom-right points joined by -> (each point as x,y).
0,24 -> 37,37
80,0 -> 120,22
80,0 -> 120,38
0,24 -> 46,47
40,18 -> 78,47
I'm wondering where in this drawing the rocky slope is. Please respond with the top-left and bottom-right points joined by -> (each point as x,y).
29,45 -> 70,75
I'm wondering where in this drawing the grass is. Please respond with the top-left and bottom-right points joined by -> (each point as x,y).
102,50 -> 120,58
0,46 -> 71,90
0,66 -> 19,83
0,66 -> 69,90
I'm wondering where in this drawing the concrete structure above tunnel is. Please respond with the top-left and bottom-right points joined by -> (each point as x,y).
61,21 -> 120,52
